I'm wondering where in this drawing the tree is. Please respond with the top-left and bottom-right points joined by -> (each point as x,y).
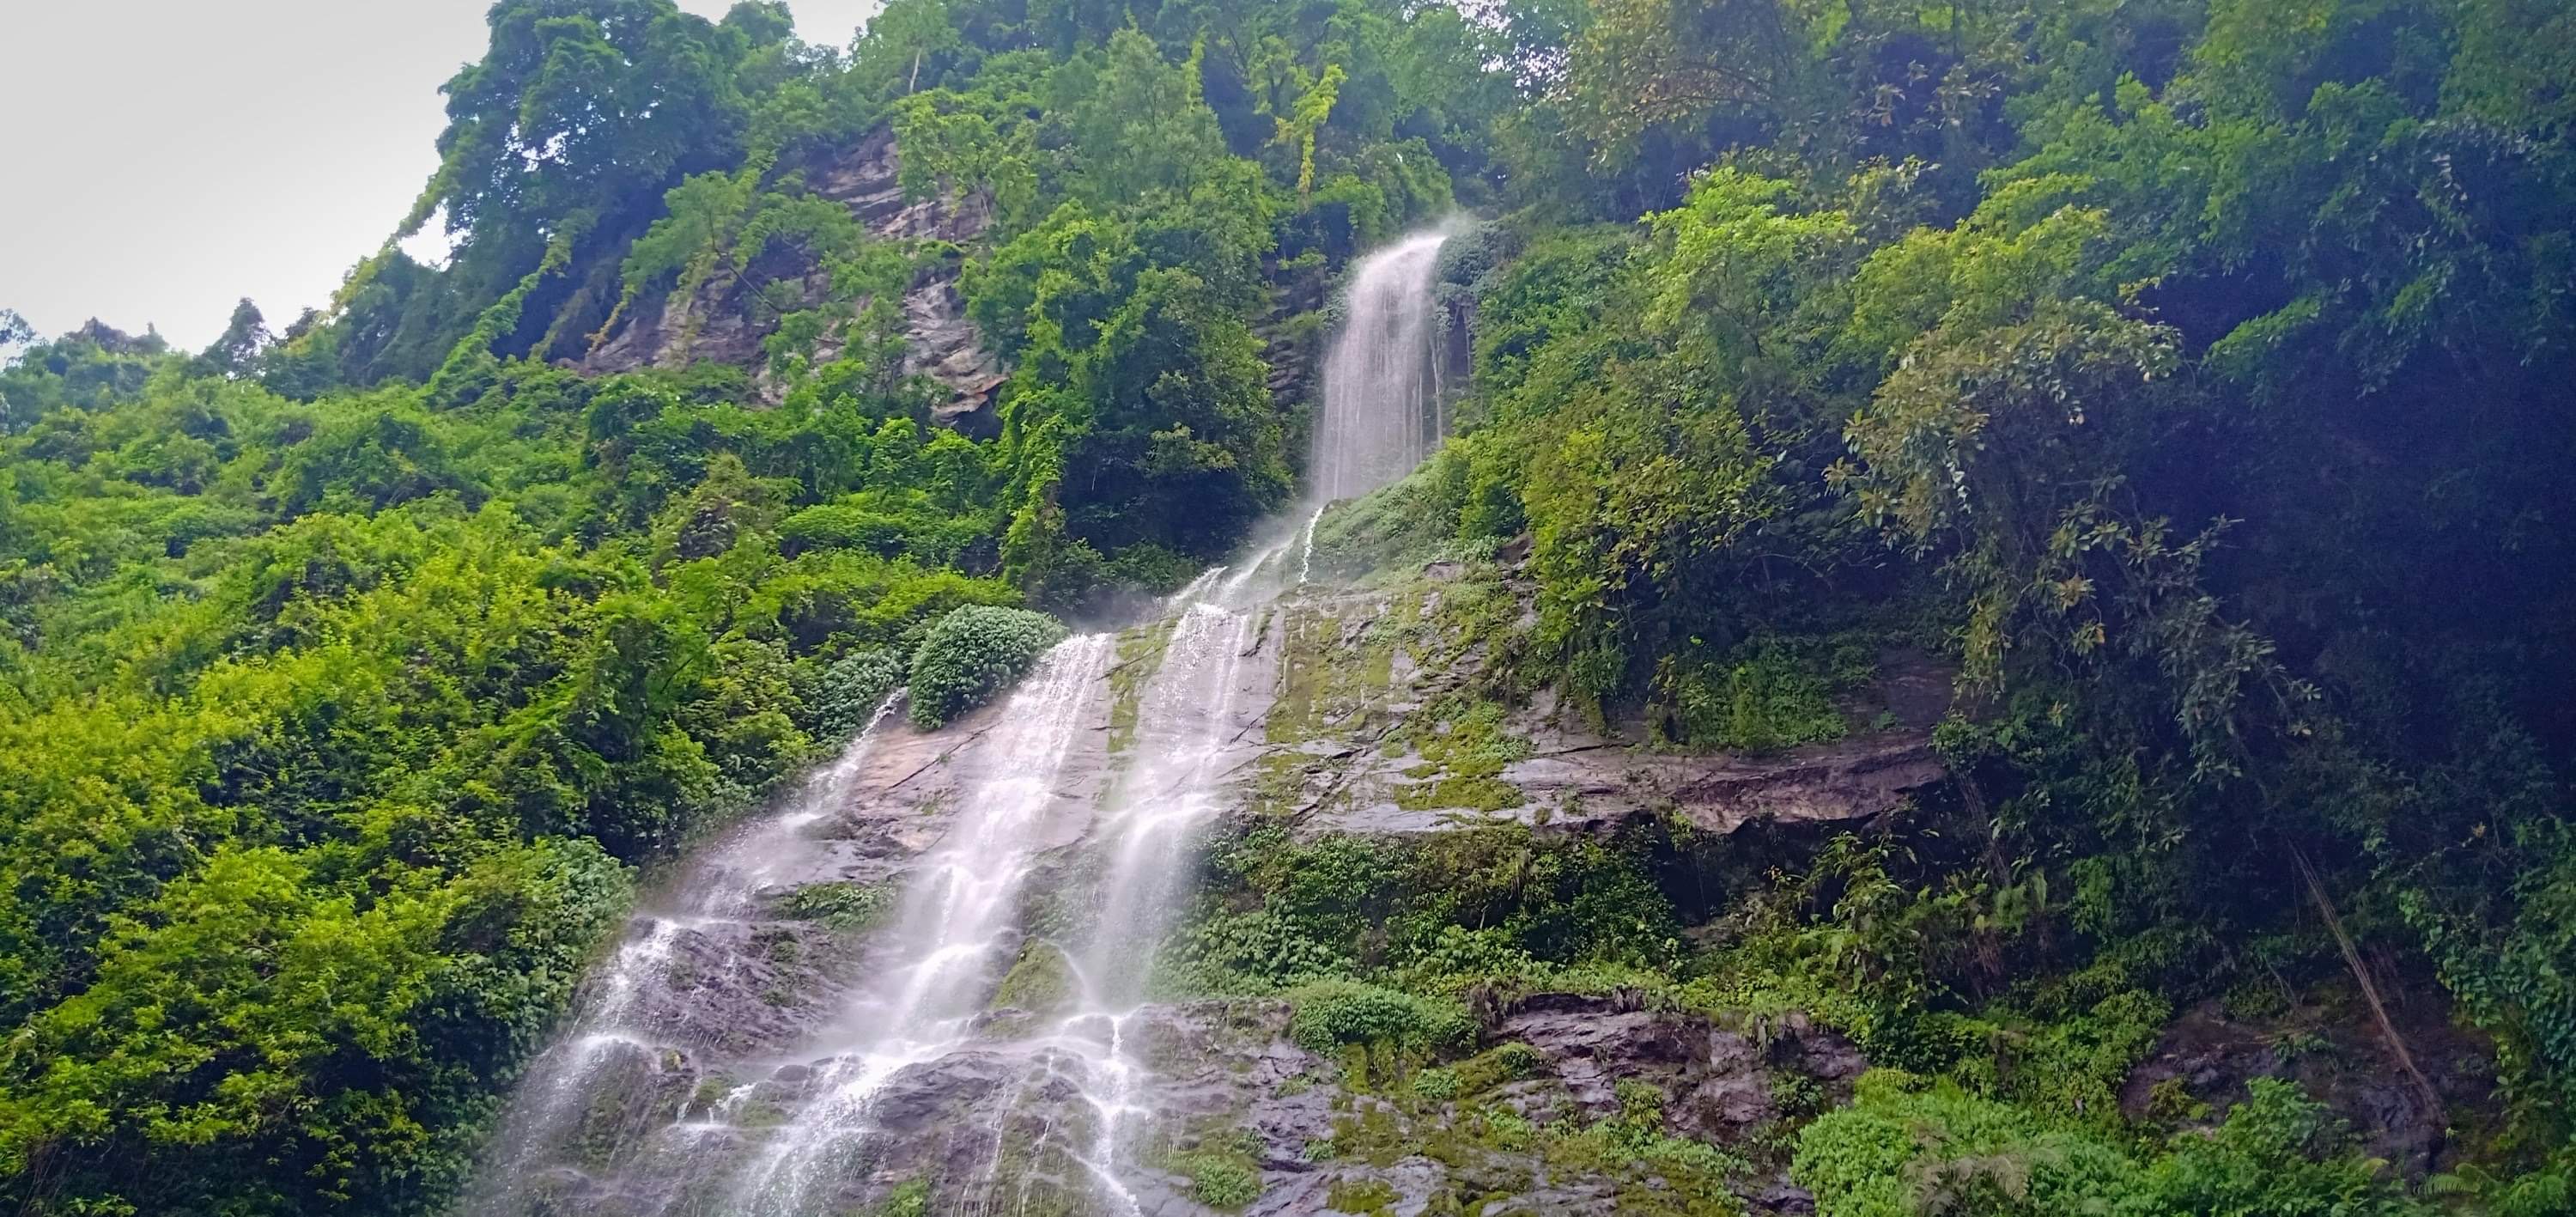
197,297 -> 272,377
0,307 -> 33,360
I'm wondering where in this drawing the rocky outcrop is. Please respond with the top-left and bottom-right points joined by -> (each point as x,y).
1487,994 -> 1867,1142
582,128 -> 1008,428
1251,569 -> 1954,842
2119,996 -> 2497,1178
715,993 -> 1868,1217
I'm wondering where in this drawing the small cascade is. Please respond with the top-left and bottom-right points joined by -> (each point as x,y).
1003,222 -> 1462,1202
1076,593 -> 1261,1001
1297,502 -> 1326,587
464,695 -> 904,1213
1025,578 -> 1270,1208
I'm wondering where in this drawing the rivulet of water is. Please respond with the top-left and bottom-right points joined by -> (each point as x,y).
462,694 -> 903,1213
1026,220 -> 1465,1199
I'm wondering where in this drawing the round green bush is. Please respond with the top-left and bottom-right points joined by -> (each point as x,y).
813,648 -> 904,740
907,605 -> 1067,728
1284,979 -> 1476,1056
1188,1159 -> 1261,1210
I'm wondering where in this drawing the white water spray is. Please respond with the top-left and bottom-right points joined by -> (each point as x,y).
465,694 -> 905,1211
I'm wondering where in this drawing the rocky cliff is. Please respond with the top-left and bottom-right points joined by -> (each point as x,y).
513,527 -> 2491,1217
579,128 -> 1327,442
581,129 -> 1010,429
499,549 -> 1965,1215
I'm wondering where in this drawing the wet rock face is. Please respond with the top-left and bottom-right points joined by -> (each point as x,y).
1503,730 -> 1947,839
697,994 -> 1866,1217
465,682 -> 1122,1217
477,561 -> 1942,1215
1253,570 -> 1954,844
1491,994 -> 1865,1147
581,127 -> 1008,426
1222,994 -> 1860,1217
2119,997 -> 2496,1178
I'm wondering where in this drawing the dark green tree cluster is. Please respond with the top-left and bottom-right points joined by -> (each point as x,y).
1326,0 -> 2576,1207
256,0 -> 1509,605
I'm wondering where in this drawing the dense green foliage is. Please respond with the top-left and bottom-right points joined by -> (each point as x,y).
1795,1073 -> 2433,1217
4,0 -> 2575,1212
904,603 -> 1064,727
1192,0 -> 2576,1209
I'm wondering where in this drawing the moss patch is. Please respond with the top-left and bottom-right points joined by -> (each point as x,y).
778,880 -> 892,931
1106,617 -> 1176,756
990,940 -> 1076,1015
1392,698 -> 1531,814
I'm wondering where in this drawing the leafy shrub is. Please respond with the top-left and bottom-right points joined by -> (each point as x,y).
1651,635 -> 1876,753
779,497 -> 989,564
1793,1071 -> 2434,1217
1159,906 -> 1357,995
2144,1079 -> 2433,1216
906,605 -> 1066,728
1794,1071 -> 2158,1217
812,648 -> 902,739
1284,979 -> 1476,1056
1186,1157 -> 1261,1209
1162,1129 -> 1265,1211
1412,1067 -> 1460,1100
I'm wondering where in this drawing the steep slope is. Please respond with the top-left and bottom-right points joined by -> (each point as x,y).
581,129 -> 1011,429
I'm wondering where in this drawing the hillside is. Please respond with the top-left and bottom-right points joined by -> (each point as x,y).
3,1 -> 2575,1214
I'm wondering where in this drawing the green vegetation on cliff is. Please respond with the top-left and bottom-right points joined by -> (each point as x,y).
3,0 -> 2574,1214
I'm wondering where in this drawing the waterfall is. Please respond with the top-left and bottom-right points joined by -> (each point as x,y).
1311,227 -> 1455,503
462,228 -> 1461,1216
463,695 -> 906,1214
1074,588 -> 1264,1005
734,634 -> 1115,1214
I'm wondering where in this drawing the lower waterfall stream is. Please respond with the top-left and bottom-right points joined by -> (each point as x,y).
466,228 -> 1453,1216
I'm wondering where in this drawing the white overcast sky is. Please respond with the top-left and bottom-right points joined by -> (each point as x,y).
0,1 -> 883,350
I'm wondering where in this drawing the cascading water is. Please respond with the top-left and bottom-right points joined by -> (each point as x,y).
464,226 -> 1456,1215
733,633 -> 1115,1213
463,695 -> 906,1214
1311,227 -> 1455,504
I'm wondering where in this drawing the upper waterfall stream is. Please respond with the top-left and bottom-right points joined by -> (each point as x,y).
467,228 -> 1454,1216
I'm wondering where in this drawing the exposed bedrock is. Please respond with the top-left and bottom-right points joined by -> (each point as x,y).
1244,571 -> 1954,843
580,128 -> 1009,428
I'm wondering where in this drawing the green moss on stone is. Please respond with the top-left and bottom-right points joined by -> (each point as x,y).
989,940 -> 1075,1014
1326,1176 -> 1400,1214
